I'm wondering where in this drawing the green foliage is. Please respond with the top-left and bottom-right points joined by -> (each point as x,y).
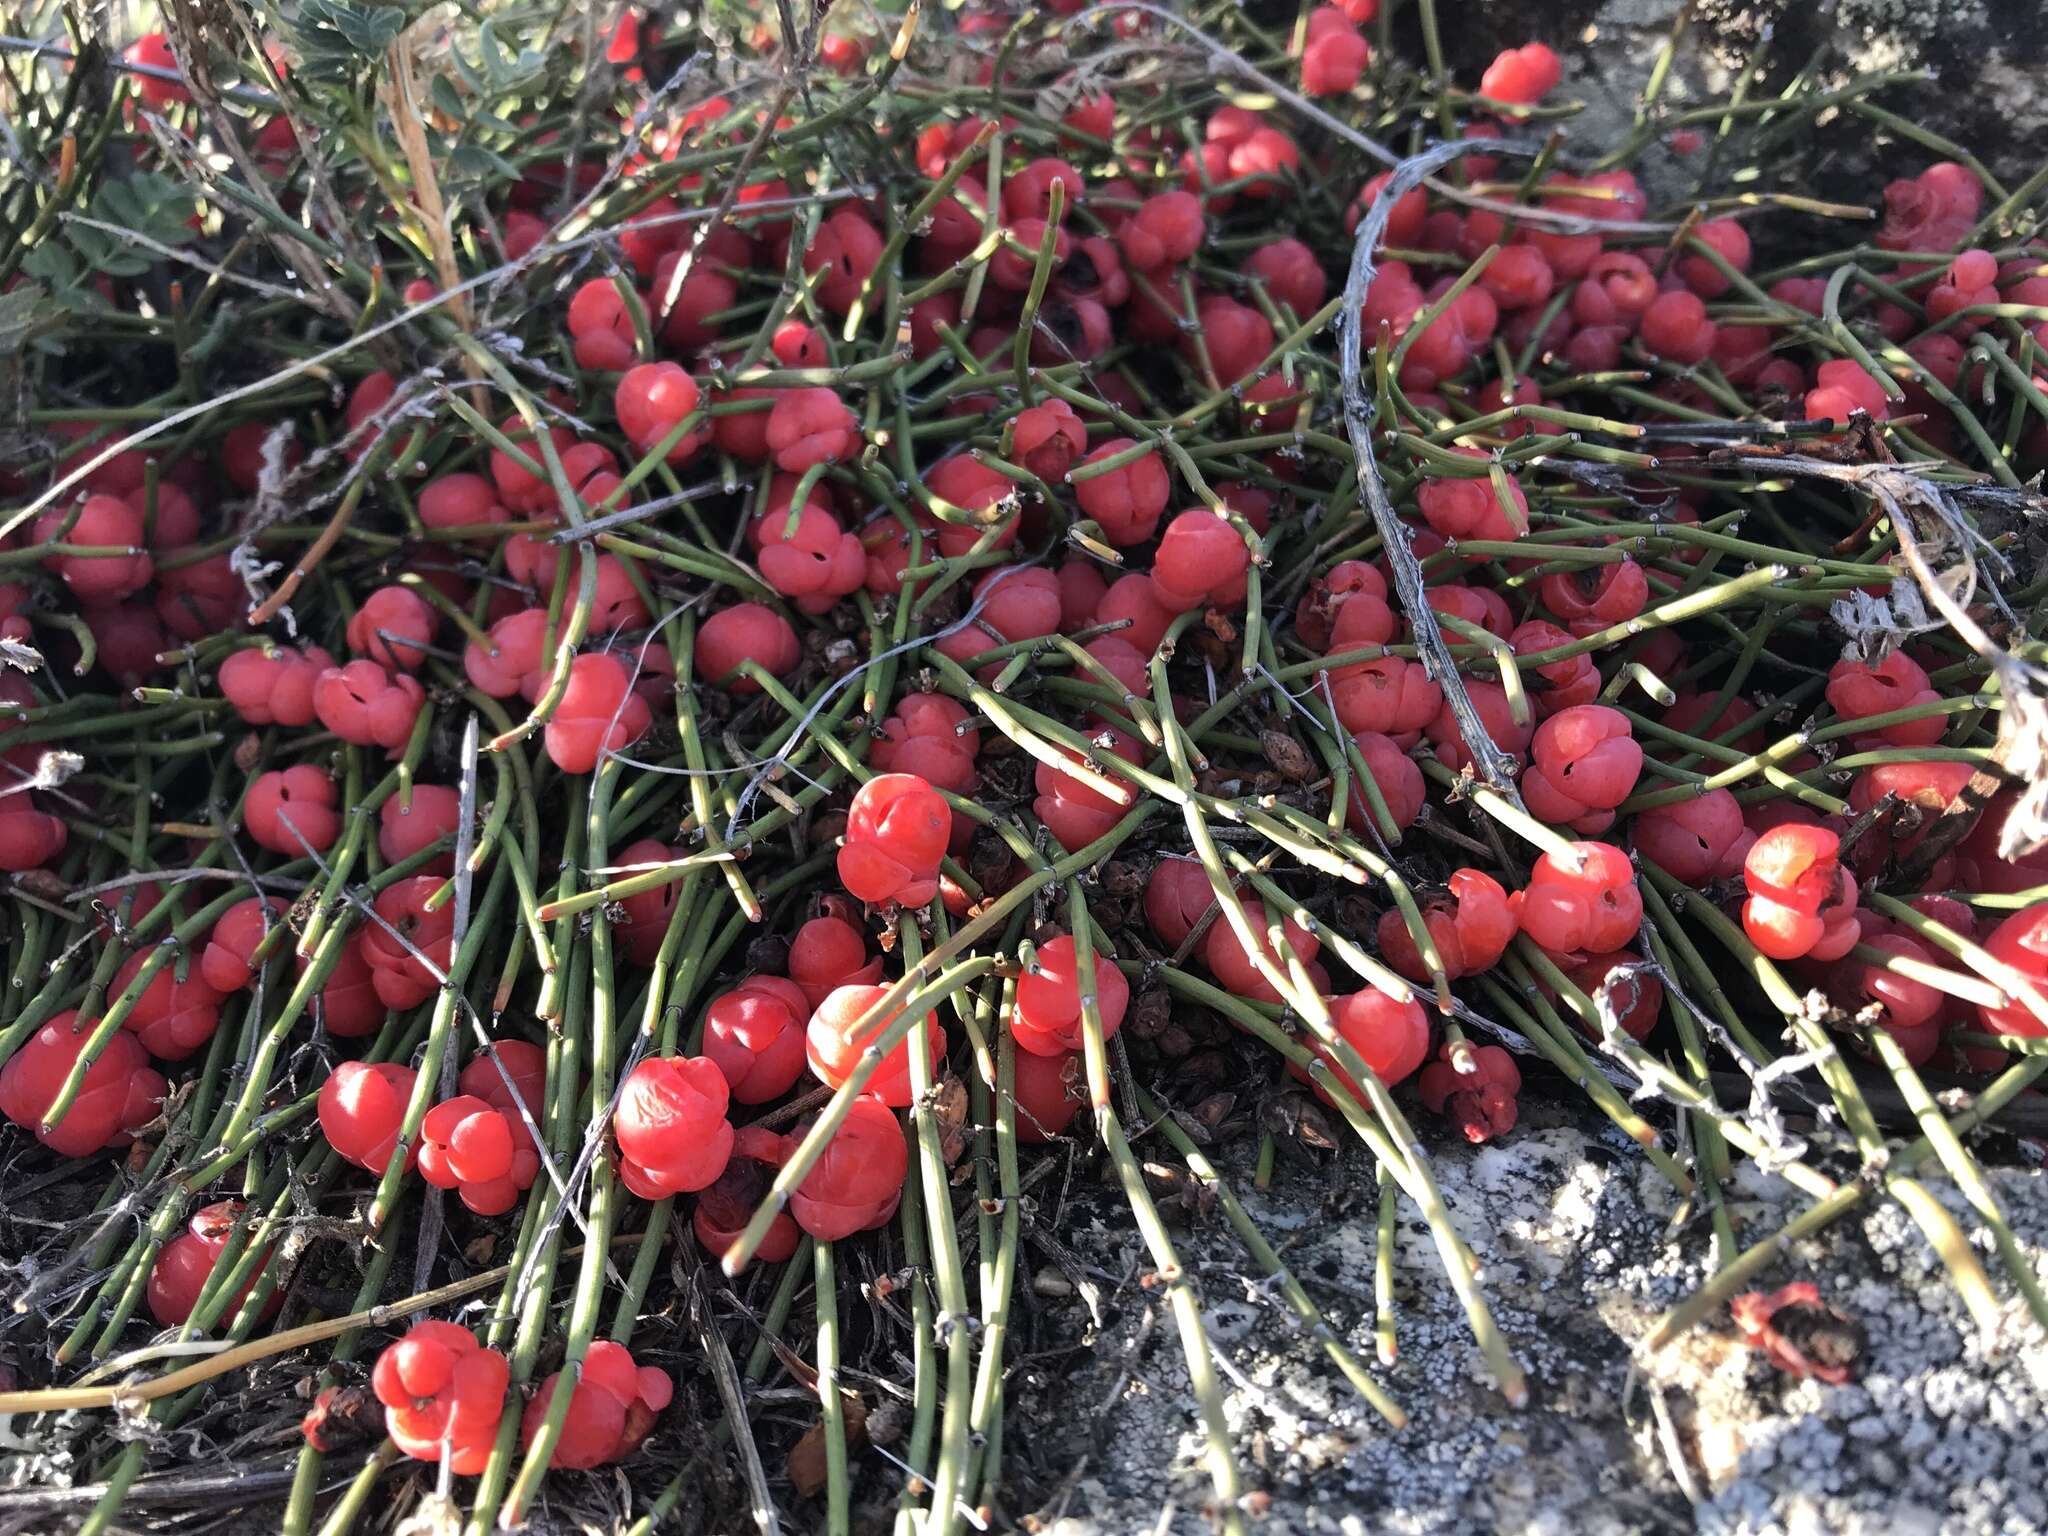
20,170 -> 197,298
274,0 -> 415,83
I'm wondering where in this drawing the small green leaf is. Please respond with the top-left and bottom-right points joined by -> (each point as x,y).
283,0 -> 411,82
430,72 -> 465,121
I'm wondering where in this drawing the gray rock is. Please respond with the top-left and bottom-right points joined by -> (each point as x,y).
1005,1094 -> 2048,1534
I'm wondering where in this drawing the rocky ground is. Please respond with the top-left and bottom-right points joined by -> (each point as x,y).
1002,1094 -> 2048,1535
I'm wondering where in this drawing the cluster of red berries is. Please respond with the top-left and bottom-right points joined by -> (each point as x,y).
305,1268 -> 663,1470
11,17 -> 2048,1519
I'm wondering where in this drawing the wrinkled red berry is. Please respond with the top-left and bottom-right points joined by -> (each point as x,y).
615,1055 -> 734,1197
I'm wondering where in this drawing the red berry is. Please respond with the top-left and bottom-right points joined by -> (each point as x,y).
373,1321 -> 511,1475
788,916 -> 882,1010
1012,1048 -> 1085,1143
1678,219 -> 1751,297
1150,510 -> 1251,613
703,975 -> 811,1103
1426,680 -> 1533,774
1557,951 -> 1663,1041
113,950 -> 224,1062
544,653 -> 654,774
1012,400 -> 1089,483
126,32 -> 192,107
1417,457 -> 1527,543
935,568 -> 1063,670
1012,934 -> 1130,1056
924,455 -> 1021,555
1804,359 -> 1889,425
361,877 -> 456,1010
37,494 -> 152,602
614,362 -> 708,464
200,896 -> 290,992
418,1095 -> 539,1215
790,1094 -> 906,1240
695,603 -> 802,694
1837,933 -> 1944,1061
1632,790 -> 1755,884
1244,238 -> 1327,317
344,586 -> 437,673
1004,156 -> 1084,222
1876,163 -> 1982,259
1330,656 -> 1442,739
1293,987 -> 1431,1106
379,784 -> 462,873
694,1125 -> 802,1266
648,256 -> 736,350
1639,290 -> 1716,364
838,773 -> 950,908
458,1039 -> 548,1131
614,1055 -> 734,1197
464,609 -> 551,700
1301,12 -> 1370,96
1521,705 -> 1643,835
1348,172 -> 1427,249
1514,841 -> 1642,956
245,765 -> 342,855
1540,560 -> 1649,637
766,387 -> 859,472
1343,731 -> 1425,836
487,415 -> 573,513
1186,295 -> 1274,387
0,795 -> 68,873
1826,652 -> 1945,748
1572,252 -> 1657,325
147,1200 -> 277,1328
757,505 -> 866,605
603,838 -> 680,966
1074,439 -> 1170,546
1420,1043 -> 1521,1142
1096,573 -> 1177,655
1510,620 -> 1602,716
1296,560 -> 1389,652
567,278 -> 641,371
1226,126 -> 1302,198
804,208 -> 885,312
872,693 -> 980,828
1480,42 -> 1561,104
1845,759 -> 1975,876
156,554 -> 245,641
806,982 -> 946,1108
314,660 -> 425,751
1203,900 -> 1319,1004
1143,857 -> 1219,950
1427,583 -> 1513,637
0,1010 -> 165,1156
1976,904 -> 2048,1039
1033,731 -> 1143,851
310,930 -> 386,1038
1480,245 -> 1556,311
220,647 -> 335,729
1378,868 -> 1516,981
1059,92 -> 1115,146
771,320 -> 829,368
1741,825 -> 1860,962
318,1060 -> 419,1174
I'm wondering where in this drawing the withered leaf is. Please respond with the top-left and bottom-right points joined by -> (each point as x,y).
787,1390 -> 870,1497
1260,730 -> 1315,782
933,1074 -> 971,1166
